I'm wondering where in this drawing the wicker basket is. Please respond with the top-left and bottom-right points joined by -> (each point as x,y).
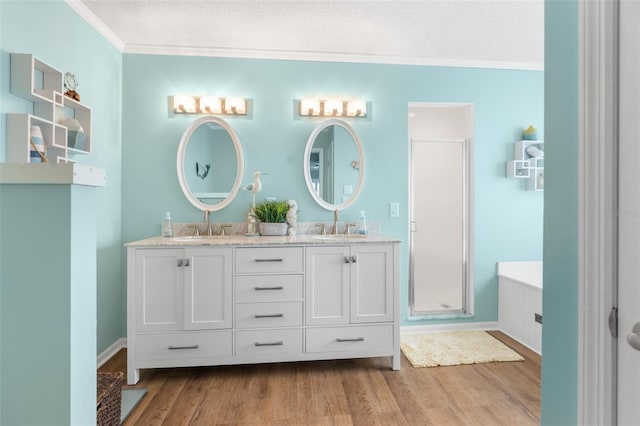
97,372 -> 123,426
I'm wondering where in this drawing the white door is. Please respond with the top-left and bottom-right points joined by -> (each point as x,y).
350,244 -> 393,323
617,1 -> 640,423
184,247 -> 233,330
410,139 -> 466,314
134,248 -> 183,331
305,246 -> 350,325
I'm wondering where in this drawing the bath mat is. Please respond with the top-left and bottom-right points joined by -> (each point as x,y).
121,388 -> 147,423
400,330 -> 524,368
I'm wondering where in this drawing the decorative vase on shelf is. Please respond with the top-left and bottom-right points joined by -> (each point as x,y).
258,222 -> 289,236
522,125 -> 539,141
29,125 -> 46,163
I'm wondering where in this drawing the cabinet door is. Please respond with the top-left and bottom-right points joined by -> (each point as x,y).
350,244 -> 394,323
135,249 -> 183,331
184,247 -> 232,330
306,246 -> 350,325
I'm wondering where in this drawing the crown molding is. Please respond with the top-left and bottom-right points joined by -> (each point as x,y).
65,0 -> 125,52
123,43 -> 544,71
64,1 -> 543,71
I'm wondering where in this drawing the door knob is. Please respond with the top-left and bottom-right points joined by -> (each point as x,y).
627,321 -> 640,351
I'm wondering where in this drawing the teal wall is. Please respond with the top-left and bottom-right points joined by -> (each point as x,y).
122,55 -> 544,327
1,184 -> 98,425
0,1 -> 549,407
0,1 -> 123,355
542,0 -> 579,423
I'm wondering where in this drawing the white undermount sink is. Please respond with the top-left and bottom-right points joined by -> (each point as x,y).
311,234 -> 367,241
169,236 -> 206,242
169,235 -> 227,242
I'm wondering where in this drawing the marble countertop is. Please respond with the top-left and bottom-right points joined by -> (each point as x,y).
125,233 -> 400,247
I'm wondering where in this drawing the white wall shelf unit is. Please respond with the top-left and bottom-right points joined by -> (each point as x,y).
506,140 -> 544,191
6,53 -> 92,164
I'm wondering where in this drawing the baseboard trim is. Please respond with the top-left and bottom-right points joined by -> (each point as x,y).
497,332 -> 541,355
401,321 -> 499,334
97,337 -> 127,368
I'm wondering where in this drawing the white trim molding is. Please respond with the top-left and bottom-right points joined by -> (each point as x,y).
65,0 -> 125,52
401,321 -> 499,335
97,338 -> 127,369
124,44 -> 544,70
64,1 -> 543,70
579,0 -> 618,424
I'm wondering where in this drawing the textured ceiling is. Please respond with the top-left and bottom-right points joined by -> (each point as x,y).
77,0 -> 544,69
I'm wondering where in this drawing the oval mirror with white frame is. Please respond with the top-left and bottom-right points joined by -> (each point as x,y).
303,118 -> 365,211
176,116 -> 245,211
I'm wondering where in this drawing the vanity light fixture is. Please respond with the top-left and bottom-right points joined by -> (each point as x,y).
224,97 -> 246,115
323,99 -> 344,116
172,95 -> 247,115
299,98 -> 367,118
173,95 -> 197,113
346,100 -> 367,117
300,99 -> 321,116
199,96 -> 223,114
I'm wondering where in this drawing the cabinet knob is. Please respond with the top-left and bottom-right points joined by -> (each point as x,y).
184,258 -> 190,267
351,255 -> 357,263
344,256 -> 350,264
177,259 -> 183,267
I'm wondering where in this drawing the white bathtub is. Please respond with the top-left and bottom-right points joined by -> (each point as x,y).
497,261 -> 542,354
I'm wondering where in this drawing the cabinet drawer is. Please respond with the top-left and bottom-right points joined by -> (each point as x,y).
135,331 -> 232,361
235,301 -> 303,328
305,325 -> 393,353
235,329 -> 303,356
235,274 -> 303,302
235,247 -> 303,274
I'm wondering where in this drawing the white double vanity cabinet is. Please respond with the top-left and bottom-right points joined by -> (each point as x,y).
126,115 -> 400,385
126,237 -> 400,384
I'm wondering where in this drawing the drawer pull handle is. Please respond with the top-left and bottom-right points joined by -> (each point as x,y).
168,344 -> 200,350
254,286 -> 284,291
254,313 -> 284,318
254,341 -> 284,347
336,337 -> 365,343
254,258 -> 284,263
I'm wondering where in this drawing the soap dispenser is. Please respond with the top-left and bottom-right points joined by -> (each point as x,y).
162,212 -> 173,237
357,211 -> 368,235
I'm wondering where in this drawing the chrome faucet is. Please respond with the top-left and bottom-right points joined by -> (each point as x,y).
219,224 -> 232,236
332,209 -> 339,235
346,223 -> 357,236
203,210 -> 213,236
188,224 -> 200,237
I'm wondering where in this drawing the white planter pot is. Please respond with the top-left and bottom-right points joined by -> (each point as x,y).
258,222 -> 288,236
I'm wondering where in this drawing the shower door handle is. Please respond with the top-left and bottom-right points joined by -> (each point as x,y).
627,321 -> 640,351
410,221 -> 417,232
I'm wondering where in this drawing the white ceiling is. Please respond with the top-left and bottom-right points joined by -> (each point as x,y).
74,0 -> 544,69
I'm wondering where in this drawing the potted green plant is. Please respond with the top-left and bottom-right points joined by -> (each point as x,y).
252,200 -> 290,236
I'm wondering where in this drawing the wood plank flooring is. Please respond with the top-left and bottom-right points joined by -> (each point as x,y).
98,331 -> 540,426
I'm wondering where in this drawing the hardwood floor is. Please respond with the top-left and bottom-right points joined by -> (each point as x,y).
98,331 -> 540,426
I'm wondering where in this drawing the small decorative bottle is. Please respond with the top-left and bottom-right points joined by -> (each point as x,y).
161,212 -> 173,237
357,211 -> 368,235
